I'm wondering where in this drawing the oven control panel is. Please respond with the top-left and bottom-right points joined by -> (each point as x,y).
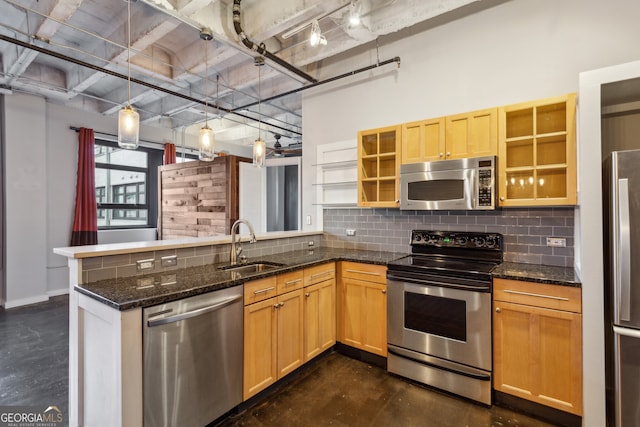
410,230 -> 503,250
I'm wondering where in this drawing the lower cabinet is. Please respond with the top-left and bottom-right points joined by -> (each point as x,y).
243,263 -> 336,400
493,278 -> 582,415
338,261 -> 388,357
243,274 -> 304,400
303,263 -> 336,362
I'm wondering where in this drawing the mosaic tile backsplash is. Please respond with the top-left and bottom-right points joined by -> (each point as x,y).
323,207 -> 575,267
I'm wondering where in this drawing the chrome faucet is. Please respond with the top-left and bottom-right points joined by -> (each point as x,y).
230,219 -> 257,265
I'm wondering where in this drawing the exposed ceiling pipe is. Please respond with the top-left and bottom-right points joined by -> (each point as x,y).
232,0 -> 317,84
233,56 -> 401,111
0,34 -> 301,136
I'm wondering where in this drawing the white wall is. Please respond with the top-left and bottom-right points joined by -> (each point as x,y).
3,95 -> 252,307
301,1 -> 640,425
4,94 -> 48,308
301,0 -> 640,234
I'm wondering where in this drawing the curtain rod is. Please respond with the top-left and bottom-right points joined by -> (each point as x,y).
69,126 -> 198,153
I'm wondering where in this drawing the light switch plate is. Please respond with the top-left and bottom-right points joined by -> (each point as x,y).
346,229 -> 356,236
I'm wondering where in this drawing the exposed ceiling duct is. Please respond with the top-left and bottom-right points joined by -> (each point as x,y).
232,0 -> 316,84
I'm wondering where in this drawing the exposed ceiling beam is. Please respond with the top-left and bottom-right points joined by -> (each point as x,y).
6,0 -> 84,85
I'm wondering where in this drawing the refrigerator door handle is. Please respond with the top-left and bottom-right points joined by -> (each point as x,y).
613,325 -> 640,339
618,178 -> 632,322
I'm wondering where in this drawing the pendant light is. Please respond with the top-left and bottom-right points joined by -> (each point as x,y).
199,29 -> 215,161
118,0 -> 140,150
253,56 -> 266,168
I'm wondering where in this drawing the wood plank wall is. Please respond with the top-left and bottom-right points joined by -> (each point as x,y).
158,155 -> 249,239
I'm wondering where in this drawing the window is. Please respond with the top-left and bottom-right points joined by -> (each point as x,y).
94,141 -> 161,229
96,186 -> 106,219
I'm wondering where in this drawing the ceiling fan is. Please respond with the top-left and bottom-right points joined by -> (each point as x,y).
266,133 -> 302,157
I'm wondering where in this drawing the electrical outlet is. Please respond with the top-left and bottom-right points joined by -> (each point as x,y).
161,255 -> 178,267
546,237 -> 566,247
308,241 -> 315,247
136,259 -> 155,271
346,229 -> 356,236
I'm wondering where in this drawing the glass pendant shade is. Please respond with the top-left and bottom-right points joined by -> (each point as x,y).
199,126 -> 215,161
118,105 -> 140,149
253,138 -> 265,167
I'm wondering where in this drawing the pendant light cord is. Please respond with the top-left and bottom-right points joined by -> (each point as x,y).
258,62 -> 261,138
127,0 -> 131,106
204,39 -> 208,127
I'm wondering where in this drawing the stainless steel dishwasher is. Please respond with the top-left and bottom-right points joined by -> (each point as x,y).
143,286 -> 243,427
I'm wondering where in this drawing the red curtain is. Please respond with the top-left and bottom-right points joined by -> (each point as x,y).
164,143 -> 176,165
70,128 -> 98,246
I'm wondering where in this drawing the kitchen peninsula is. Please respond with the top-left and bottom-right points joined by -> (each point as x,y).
54,231 -> 401,427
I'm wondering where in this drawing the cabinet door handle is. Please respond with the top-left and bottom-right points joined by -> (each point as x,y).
503,289 -> 569,301
345,269 -> 380,276
285,278 -> 302,286
305,292 -> 310,298
495,307 -> 501,313
273,302 -> 285,309
311,271 -> 331,279
382,289 -> 386,294
439,152 -> 443,158
446,151 -> 451,157
500,196 -> 505,201
254,286 -> 275,295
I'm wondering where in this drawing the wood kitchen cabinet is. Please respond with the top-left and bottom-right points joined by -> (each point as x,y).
401,108 -> 497,163
498,93 -> 577,206
338,261 -> 387,357
357,125 -> 401,207
243,273 -> 304,400
493,278 -> 582,416
303,263 -> 336,362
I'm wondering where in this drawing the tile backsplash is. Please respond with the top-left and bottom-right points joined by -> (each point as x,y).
323,207 -> 575,267
81,234 -> 322,283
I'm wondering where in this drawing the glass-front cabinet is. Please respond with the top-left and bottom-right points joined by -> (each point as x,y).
357,125 -> 401,207
498,94 -> 577,206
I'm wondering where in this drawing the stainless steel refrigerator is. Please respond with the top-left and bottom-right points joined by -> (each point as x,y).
604,149 -> 640,427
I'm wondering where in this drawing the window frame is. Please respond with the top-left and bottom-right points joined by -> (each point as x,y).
94,139 -> 161,230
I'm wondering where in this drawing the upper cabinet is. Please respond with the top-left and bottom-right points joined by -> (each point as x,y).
401,108 -> 497,163
498,94 -> 577,206
357,125 -> 401,207
446,108 -> 498,159
402,117 -> 445,163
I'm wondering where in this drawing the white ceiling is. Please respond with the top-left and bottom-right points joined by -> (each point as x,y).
0,0 -> 501,150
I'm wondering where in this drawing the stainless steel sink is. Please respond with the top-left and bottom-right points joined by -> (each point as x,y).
218,262 -> 284,275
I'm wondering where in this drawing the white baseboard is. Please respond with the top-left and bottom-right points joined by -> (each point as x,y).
48,288 -> 70,297
3,294 -> 49,309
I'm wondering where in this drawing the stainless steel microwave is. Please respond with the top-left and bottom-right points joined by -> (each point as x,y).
400,156 -> 496,210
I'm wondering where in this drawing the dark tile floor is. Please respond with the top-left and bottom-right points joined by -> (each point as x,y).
218,352 -> 557,427
0,295 -> 69,423
0,296 -> 557,427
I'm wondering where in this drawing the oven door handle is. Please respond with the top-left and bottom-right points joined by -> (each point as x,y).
386,273 -> 491,292
388,345 -> 491,381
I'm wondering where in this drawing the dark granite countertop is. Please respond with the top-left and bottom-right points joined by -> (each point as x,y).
76,248 -> 405,311
491,262 -> 581,287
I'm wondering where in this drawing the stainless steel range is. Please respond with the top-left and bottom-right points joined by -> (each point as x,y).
387,230 -> 503,405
